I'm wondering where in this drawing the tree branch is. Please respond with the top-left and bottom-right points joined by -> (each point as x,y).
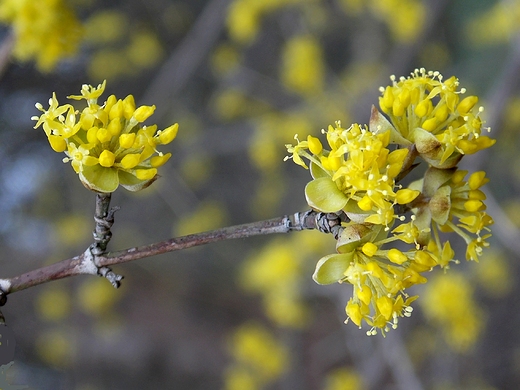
0,210 -> 345,300
90,193 -> 123,288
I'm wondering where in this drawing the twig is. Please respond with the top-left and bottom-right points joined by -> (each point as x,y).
91,193 -> 117,254
90,193 -> 123,288
0,210 -> 345,300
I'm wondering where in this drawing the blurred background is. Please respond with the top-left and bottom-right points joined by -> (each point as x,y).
0,0 -> 518,388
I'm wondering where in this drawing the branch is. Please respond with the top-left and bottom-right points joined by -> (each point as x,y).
90,193 -> 123,288
0,210 -> 345,300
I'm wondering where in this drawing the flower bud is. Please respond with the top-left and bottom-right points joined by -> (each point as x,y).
388,248 -> 408,264
133,105 -> 156,122
376,296 -> 393,320
307,135 -> 322,155
119,133 -> 136,148
457,95 -> 478,115
361,242 -> 378,257
48,135 -> 66,152
135,168 -> 157,180
123,95 -> 136,119
158,123 -> 179,144
120,153 -> 141,169
99,150 -> 116,167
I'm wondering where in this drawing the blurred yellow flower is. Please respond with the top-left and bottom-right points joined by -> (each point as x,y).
223,365 -> 260,390
36,329 -> 75,367
35,286 -> 71,321
84,10 -> 127,45
281,35 -> 324,96
227,322 -> 289,383
421,272 -> 483,352
240,238 -> 309,328
175,200 -> 228,236
0,0 -> 82,72
475,250 -> 513,298
77,277 -> 121,316
324,367 -> 365,390
210,43 -> 241,76
467,2 -> 520,45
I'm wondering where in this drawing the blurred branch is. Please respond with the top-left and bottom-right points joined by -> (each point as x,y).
0,210 -> 343,298
142,0 -> 231,119
482,33 -> 520,136
378,332 -> 425,390
0,32 -> 13,82
485,191 -> 520,254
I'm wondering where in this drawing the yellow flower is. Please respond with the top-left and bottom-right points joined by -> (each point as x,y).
0,0 -> 82,72
285,70 -> 494,336
33,81 -> 178,193
287,122 -> 409,228
375,68 -> 495,168
412,168 -> 493,262
313,233 -> 429,335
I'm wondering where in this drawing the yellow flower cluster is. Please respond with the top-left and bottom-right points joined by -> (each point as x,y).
0,0 -> 82,72
377,68 -> 495,168
32,81 -> 178,193
287,122 -> 420,228
285,69 -> 495,335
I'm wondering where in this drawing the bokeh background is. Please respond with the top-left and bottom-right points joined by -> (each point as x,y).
0,0 -> 518,389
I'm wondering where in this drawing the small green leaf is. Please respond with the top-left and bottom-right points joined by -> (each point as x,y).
310,161 -> 329,179
343,198 -> 371,223
80,165 -> 119,193
305,177 -> 349,212
312,252 -> 354,285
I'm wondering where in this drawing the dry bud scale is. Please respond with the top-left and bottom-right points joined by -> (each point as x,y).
285,69 -> 495,336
